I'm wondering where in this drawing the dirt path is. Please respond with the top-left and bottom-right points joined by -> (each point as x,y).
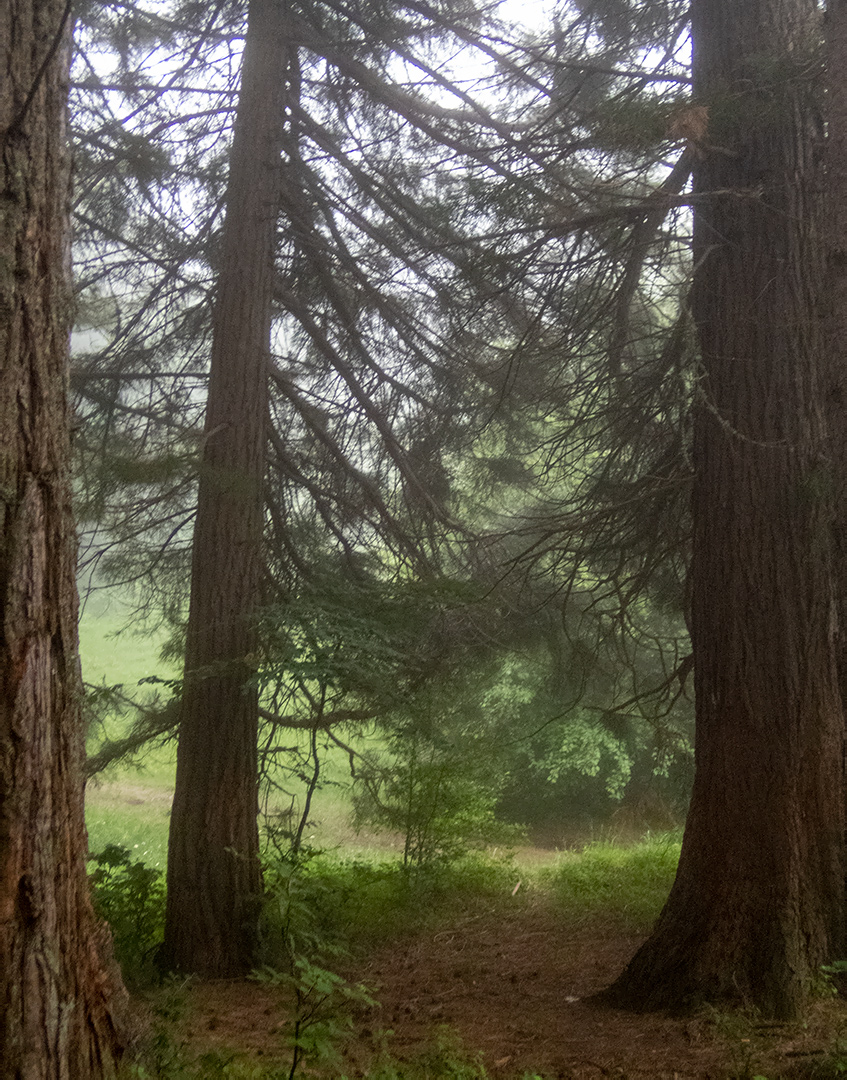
176,900 -> 847,1078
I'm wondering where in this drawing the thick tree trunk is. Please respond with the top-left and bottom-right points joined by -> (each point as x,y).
825,0 -> 847,701
0,2 -> 131,1074
162,0 -> 287,976
604,0 -> 845,1019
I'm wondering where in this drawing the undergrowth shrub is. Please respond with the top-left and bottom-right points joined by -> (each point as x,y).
260,849 -> 524,962
256,851 -> 381,1076
89,843 -> 166,982
352,722 -> 524,868
253,961 -> 375,1078
362,1026 -> 492,1078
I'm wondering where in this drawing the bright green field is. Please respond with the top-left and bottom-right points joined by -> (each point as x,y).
80,599 -> 401,869
78,585 -> 174,688
80,597 -> 176,868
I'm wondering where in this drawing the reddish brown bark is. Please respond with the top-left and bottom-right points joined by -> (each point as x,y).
0,1 -> 131,1074
825,0 -> 847,703
604,0 -> 845,1019
162,0 -> 288,976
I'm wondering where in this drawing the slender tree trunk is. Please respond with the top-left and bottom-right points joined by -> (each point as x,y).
604,0 -> 845,1019
0,1 -> 131,1074
162,0 -> 288,976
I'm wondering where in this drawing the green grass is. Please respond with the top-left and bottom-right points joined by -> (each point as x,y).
79,595 -> 173,689
278,837 -> 680,963
260,848 -> 527,963
539,833 -> 681,929
86,783 -> 172,869
80,599 -> 176,866
79,608 -> 397,865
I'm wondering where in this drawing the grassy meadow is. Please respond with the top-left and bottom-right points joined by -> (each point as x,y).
80,599 -> 409,869
81,596 -> 175,867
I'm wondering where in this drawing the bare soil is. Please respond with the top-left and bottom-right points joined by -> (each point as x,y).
168,897 -> 847,1079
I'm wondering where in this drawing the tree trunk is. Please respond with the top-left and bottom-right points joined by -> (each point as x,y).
162,0 -> 288,976
0,1 -> 131,1074
825,0 -> 847,704
604,0 -> 846,1019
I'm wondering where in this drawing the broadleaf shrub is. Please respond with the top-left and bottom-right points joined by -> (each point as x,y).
89,843 -> 166,982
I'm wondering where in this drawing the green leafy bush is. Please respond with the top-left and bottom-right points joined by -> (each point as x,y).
89,843 -> 166,982
496,704 -> 692,844
353,730 -> 522,868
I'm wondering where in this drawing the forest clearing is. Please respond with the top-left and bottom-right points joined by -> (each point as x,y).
85,765 -> 847,1079
175,912 -> 847,1080
80,618 -> 847,1080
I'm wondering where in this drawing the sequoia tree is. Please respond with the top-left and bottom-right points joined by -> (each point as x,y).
0,0 -> 130,1072
605,0 -> 846,1018
85,0 -> 530,973
161,0 -> 287,975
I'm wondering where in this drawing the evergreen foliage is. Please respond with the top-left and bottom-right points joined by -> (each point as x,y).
72,0 -> 701,980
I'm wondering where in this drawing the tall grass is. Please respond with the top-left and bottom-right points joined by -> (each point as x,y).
539,833 -> 681,929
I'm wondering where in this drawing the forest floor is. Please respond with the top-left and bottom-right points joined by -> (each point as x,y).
166,895 -> 847,1079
